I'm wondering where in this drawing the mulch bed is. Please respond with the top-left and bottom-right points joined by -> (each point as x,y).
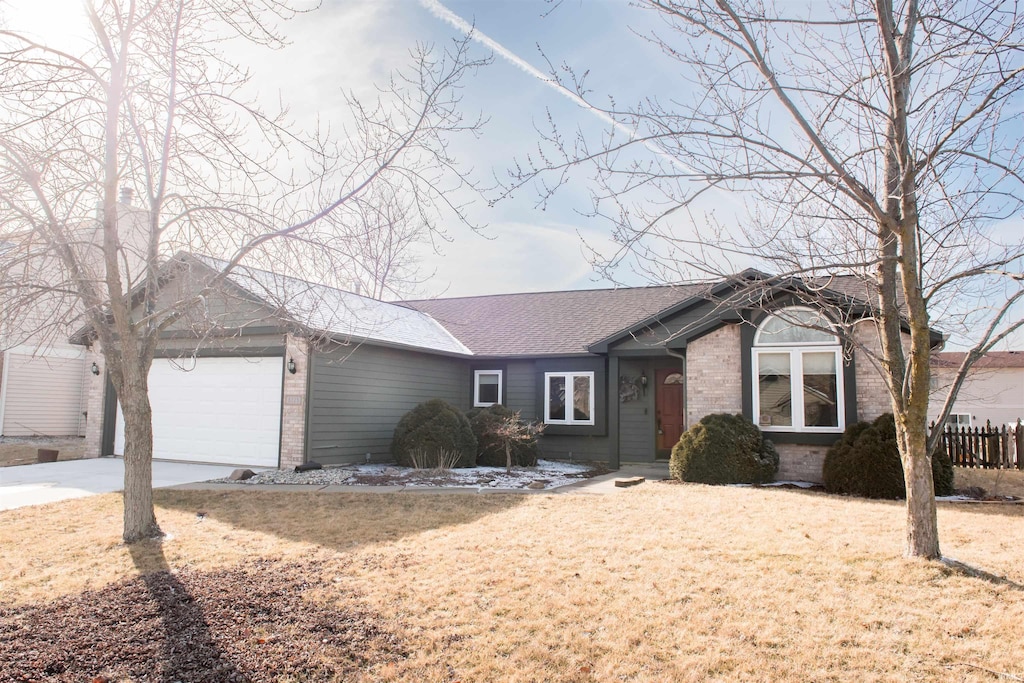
0,558 -> 406,682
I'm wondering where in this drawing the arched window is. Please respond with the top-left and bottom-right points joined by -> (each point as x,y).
752,307 -> 844,432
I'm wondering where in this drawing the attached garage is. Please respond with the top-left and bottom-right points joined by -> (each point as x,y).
113,356 -> 284,467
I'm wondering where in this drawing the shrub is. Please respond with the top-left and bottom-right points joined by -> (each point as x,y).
391,399 -> 477,469
468,405 -> 542,469
669,413 -> 779,484
823,413 -> 955,499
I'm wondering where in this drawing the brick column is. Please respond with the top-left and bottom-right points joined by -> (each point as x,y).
83,343 -> 107,458
279,334 -> 309,469
685,324 -> 743,426
853,320 -> 892,422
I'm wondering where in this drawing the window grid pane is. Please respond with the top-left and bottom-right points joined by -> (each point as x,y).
477,372 -> 499,404
802,352 -> 838,427
548,375 -> 566,421
573,375 -> 591,421
758,352 -> 792,427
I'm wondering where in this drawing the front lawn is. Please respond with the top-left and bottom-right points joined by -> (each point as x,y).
2,484 -> 1023,681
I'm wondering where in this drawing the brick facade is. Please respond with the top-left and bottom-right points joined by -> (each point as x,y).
279,334 -> 309,469
775,443 -> 828,483
686,324 -> 743,426
853,320 -> 896,422
83,344 -> 106,459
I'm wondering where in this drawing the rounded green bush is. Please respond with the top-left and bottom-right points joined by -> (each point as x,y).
467,405 -> 539,468
669,413 -> 779,484
390,399 -> 477,469
823,413 -> 954,499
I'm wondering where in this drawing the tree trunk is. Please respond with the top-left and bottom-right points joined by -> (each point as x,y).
117,362 -> 162,543
505,442 -> 512,474
896,420 -> 940,558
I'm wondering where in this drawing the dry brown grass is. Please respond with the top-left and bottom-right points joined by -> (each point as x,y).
0,437 -> 85,467
955,466 -> 1024,499
2,484 -> 1024,681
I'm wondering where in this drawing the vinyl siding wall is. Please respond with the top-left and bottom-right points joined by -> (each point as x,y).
307,343 -> 469,464
0,346 -> 87,436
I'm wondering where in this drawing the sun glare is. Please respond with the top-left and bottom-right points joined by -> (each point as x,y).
1,0 -> 91,47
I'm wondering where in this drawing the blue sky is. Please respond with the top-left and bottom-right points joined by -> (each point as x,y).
4,0 -> 1021,349
243,0 -> 685,297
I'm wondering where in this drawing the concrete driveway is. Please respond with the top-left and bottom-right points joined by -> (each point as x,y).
0,458 -> 249,511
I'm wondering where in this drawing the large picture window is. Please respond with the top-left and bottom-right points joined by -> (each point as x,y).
544,371 -> 595,425
473,370 -> 503,407
752,307 -> 844,433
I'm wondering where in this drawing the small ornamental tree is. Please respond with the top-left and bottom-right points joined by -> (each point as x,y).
468,405 -> 542,468
490,412 -> 545,473
391,399 -> 477,469
670,413 -> 778,485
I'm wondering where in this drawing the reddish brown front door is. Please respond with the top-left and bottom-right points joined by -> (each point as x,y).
655,368 -> 685,458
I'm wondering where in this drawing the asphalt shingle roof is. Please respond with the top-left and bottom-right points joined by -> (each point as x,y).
933,351 -> 1024,369
402,285 -> 709,356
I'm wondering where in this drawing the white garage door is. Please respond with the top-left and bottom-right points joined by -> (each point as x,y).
114,356 -> 283,467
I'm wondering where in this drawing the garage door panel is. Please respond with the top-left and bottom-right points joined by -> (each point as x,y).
114,356 -> 283,467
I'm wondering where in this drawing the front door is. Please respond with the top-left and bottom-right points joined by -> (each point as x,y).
655,368 -> 685,459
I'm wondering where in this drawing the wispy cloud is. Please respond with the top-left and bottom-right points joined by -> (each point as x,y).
417,0 -> 694,174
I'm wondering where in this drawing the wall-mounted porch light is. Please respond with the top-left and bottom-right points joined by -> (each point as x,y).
90,362 -> 100,376
287,357 -> 297,375
640,370 -> 648,394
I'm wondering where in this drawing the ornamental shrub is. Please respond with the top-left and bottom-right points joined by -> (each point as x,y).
467,405 -> 540,468
390,399 -> 477,469
669,413 -> 779,484
822,413 -> 954,499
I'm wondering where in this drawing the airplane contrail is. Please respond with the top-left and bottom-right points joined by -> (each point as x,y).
417,0 -> 694,173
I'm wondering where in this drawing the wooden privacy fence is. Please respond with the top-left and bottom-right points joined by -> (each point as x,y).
932,419 -> 1024,469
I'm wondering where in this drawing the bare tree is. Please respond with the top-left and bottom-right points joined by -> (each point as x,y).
509,0 -> 1024,558
0,0 -> 487,542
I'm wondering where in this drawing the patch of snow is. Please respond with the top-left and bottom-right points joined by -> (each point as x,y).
762,480 -> 819,489
211,459 -> 598,490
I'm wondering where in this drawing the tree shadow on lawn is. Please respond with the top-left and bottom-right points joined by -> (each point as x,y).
0,534 -> 409,682
154,488 -> 530,556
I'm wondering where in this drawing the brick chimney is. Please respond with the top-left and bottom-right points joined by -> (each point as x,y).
119,186 -> 133,205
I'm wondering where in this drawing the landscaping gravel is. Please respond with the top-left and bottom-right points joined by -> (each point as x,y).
0,558 -> 406,682
212,459 -> 605,490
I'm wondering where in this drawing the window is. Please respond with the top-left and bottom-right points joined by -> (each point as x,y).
544,371 -> 595,425
752,307 -> 844,432
473,370 -> 503,407
945,413 -> 971,429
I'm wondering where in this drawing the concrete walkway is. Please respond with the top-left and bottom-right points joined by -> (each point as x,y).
0,458 -> 255,511
168,462 -> 673,496
0,459 -> 672,511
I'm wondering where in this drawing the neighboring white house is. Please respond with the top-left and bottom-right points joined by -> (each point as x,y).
0,190 -> 147,437
929,351 -> 1024,429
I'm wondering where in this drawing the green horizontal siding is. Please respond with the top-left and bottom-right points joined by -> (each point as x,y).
307,343 -> 469,464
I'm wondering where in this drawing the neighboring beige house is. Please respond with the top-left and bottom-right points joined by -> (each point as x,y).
929,351 -> 1024,429
0,190 -> 147,437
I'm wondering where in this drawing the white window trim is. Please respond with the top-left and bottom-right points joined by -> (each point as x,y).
947,413 -> 972,428
473,369 -> 503,407
752,347 -> 846,433
544,371 -> 596,426
753,306 -> 840,347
